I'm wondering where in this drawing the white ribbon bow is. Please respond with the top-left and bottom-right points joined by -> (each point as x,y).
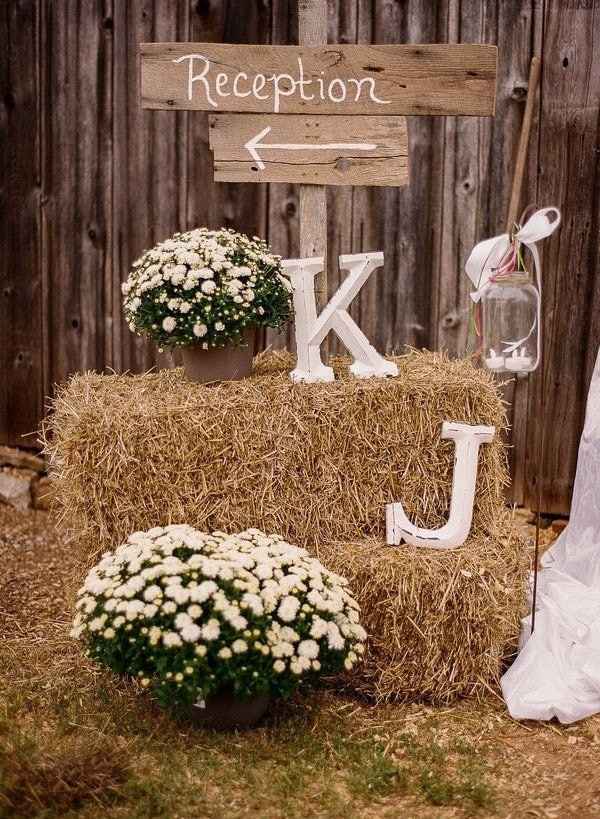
466,207 -> 561,304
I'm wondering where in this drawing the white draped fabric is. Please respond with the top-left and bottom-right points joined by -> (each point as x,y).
502,347 -> 600,723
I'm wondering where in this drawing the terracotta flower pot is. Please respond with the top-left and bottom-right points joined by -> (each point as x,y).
181,329 -> 255,384
183,689 -> 270,730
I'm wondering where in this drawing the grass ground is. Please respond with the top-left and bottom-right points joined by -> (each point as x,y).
1,506 -> 599,819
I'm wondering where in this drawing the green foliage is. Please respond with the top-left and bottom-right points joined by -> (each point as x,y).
72,526 -> 366,711
122,227 -> 293,350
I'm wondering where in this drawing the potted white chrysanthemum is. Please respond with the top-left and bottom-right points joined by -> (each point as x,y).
71,526 -> 366,728
122,228 -> 293,383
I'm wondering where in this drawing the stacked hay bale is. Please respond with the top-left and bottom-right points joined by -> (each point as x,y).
45,351 -> 527,703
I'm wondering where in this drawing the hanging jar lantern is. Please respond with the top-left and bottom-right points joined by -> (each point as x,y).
480,271 -> 540,375
465,207 -> 561,376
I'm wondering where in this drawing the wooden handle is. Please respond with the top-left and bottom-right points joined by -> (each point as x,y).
506,57 -> 542,233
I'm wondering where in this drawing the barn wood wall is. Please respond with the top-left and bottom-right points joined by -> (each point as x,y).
1,0 -> 599,514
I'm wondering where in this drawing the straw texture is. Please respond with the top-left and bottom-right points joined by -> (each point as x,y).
44,350 -> 527,701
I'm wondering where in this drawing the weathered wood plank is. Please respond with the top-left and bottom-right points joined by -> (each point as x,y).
524,0 -> 600,514
326,0 -> 359,353
265,0 -> 299,352
384,0 -> 438,355
0,0 -> 43,447
502,2 -> 544,507
209,113 -> 409,185
112,0 -> 190,373
141,42 -> 498,116
43,0 -> 112,387
298,0 -> 328,317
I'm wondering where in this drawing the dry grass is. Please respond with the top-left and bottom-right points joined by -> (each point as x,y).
42,350 -> 527,704
44,350 -> 509,560
2,506 -> 600,819
320,515 -> 526,703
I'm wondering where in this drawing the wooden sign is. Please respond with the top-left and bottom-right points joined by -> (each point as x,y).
141,43 -> 497,117
208,114 -> 409,186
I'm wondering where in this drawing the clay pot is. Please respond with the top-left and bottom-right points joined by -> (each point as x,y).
181,329 -> 255,384
183,689 -> 270,730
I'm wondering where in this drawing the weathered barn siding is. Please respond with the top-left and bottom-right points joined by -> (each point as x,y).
1,0 -> 599,514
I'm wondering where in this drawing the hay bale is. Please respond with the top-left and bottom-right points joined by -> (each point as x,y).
44,350 -> 527,702
318,521 -> 526,703
45,350 -> 509,559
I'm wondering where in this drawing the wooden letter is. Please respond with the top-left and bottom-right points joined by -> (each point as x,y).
386,422 -> 496,550
283,253 -> 399,383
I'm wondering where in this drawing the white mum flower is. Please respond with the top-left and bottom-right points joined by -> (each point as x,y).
149,626 -> 162,643
188,583 -> 214,604
277,596 -> 300,623
162,316 -> 177,333
309,617 -> 328,639
326,622 -> 345,651
232,639 -> 248,654
241,593 -> 263,616
163,631 -> 183,648
193,323 -> 208,338
181,623 -> 202,643
273,660 -> 285,673
143,585 -> 162,601
202,620 -> 220,641
175,612 -> 192,630
271,642 -> 294,658
201,280 -> 216,294
218,647 -> 232,660
214,321 -> 225,332
297,639 -> 319,659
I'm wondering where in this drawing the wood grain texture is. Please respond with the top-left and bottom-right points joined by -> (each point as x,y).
265,0 -> 299,352
524,0 -> 600,515
140,42 -> 498,116
4,0 -> 600,517
112,0 -> 190,374
42,1 -> 111,386
208,113 -> 409,185
0,0 -> 43,447
298,0 -> 328,313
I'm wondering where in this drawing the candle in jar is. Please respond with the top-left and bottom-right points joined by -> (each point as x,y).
485,349 -> 505,370
505,349 -> 532,372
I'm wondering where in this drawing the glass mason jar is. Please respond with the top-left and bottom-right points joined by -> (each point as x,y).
480,274 -> 540,375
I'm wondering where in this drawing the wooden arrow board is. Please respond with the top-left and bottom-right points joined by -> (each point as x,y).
140,43 -> 497,116
208,114 -> 409,186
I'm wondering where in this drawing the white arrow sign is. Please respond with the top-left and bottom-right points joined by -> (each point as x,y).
245,126 -> 378,171
209,114 -> 410,186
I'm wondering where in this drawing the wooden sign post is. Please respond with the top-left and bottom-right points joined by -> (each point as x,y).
299,0 -> 327,310
140,6 -> 497,337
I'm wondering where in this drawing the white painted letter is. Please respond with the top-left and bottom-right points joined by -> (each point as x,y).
252,74 -> 269,100
173,54 -> 217,107
386,422 -> 496,550
271,73 -> 297,113
282,252 -> 399,383
348,77 -> 391,105
232,71 -> 252,98
215,72 -> 231,97
296,58 -> 315,101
